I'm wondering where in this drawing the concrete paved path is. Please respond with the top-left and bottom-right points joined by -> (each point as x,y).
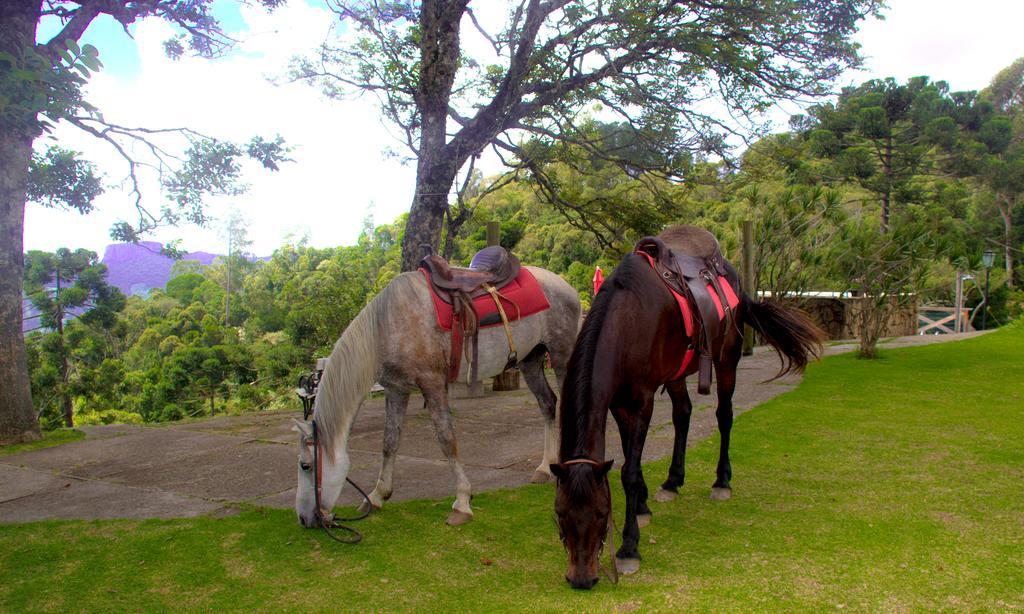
0,332 -> 986,523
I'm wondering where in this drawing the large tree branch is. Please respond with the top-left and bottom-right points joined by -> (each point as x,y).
41,1 -> 103,59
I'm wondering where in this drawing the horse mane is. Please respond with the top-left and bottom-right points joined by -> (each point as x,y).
560,253 -> 652,460
313,271 -> 421,458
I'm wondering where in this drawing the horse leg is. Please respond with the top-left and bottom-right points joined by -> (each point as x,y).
421,381 -> 474,525
361,388 -> 410,514
612,397 -> 654,575
711,346 -> 741,501
656,380 -> 693,503
519,347 -> 558,483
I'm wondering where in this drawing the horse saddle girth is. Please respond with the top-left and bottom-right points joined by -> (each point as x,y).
634,232 -> 739,395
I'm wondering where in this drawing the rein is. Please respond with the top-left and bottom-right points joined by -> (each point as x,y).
298,371 -> 372,544
563,458 -> 619,585
308,417 -> 372,544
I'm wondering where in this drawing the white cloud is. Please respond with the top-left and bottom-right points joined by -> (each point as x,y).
852,0 -> 1024,92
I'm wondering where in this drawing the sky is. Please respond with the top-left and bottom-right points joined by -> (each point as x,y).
23,0 -> 1024,258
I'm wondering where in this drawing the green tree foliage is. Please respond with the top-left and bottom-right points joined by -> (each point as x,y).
0,0 -> 288,444
966,59 -> 1024,287
515,122 -> 688,251
293,0 -> 883,271
23,248 -> 125,428
744,186 -> 844,300
829,218 -> 935,358
801,77 -> 961,232
26,146 -> 103,214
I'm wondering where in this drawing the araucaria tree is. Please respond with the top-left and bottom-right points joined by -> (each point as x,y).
802,77 -> 958,233
294,0 -> 883,272
23,248 -> 125,428
0,0 -> 286,444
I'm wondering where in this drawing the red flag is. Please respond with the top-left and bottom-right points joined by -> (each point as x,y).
592,265 -> 604,296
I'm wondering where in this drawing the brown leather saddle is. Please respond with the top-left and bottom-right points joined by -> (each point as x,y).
419,245 -> 522,385
635,226 -> 737,395
420,245 -> 521,300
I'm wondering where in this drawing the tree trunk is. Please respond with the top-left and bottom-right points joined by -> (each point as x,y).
55,299 -> 73,428
402,169 -> 459,271
880,137 -> 892,234
0,132 -> 40,443
856,291 -> 885,359
399,0 -> 468,272
0,0 -> 44,444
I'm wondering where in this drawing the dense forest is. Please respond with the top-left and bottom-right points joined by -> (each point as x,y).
22,65 -> 1024,430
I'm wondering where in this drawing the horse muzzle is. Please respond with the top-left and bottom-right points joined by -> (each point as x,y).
566,571 -> 599,590
298,511 -> 330,529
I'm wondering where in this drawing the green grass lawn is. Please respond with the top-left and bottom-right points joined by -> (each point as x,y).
0,429 -> 84,457
2,328 -> 1022,612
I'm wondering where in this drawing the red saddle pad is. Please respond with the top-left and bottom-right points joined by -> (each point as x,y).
420,267 -> 551,331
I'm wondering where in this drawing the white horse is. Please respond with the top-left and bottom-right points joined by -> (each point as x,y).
293,266 -> 581,526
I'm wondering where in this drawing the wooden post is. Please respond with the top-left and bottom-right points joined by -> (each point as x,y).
486,220 -> 521,392
741,220 -> 755,356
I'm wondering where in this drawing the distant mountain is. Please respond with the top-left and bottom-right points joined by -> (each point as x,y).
102,241 -> 220,297
24,242 -> 254,333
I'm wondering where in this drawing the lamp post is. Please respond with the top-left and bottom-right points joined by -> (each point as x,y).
982,249 -> 995,330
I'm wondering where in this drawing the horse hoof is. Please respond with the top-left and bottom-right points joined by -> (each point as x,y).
615,557 -> 641,575
710,487 -> 732,501
654,488 -> 677,503
446,510 -> 474,526
637,513 -> 652,529
530,470 -> 553,484
357,499 -> 381,515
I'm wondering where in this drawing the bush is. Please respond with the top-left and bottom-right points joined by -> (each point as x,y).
75,409 -> 145,426
160,403 -> 185,421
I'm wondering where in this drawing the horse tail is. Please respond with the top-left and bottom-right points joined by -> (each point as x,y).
740,293 -> 826,378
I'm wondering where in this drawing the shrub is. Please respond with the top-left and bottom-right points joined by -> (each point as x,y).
75,409 -> 145,426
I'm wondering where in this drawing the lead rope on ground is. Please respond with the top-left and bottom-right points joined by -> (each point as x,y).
317,477 -> 372,545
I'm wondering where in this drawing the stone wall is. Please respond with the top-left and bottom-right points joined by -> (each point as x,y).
793,296 -> 917,340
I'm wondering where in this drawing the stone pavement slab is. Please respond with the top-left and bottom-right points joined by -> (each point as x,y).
0,465 -> 70,503
0,465 -> 223,522
105,440 -> 296,502
3,428 -> 248,480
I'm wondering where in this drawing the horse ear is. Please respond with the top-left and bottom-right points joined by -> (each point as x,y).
549,463 -> 568,480
291,418 -> 312,437
597,459 -> 614,477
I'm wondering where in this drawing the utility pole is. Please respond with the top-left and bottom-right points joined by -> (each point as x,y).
982,249 -> 994,330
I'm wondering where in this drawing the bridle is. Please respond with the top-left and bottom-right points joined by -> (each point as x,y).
297,367 -> 372,544
302,416 -> 372,544
560,458 -> 619,585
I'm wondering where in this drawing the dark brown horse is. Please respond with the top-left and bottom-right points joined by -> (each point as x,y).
552,226 -> 824,589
